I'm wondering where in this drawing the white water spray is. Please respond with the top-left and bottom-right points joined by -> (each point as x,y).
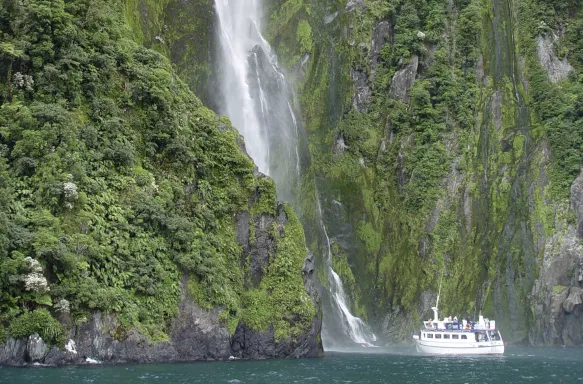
214,0 -> 375,348
316,196 -> 377,347
215,0 -> 270,173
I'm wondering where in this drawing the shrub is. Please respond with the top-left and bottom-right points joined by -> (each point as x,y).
8,309 -> 66,346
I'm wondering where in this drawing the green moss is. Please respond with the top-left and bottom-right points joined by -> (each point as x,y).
219,310 -> 239,336
356,221 -> 381,255
240,205 -> 315,341
250,176 -> 278,215
296,20 -> 313,53
260,0 -> 577,343
552,285 -> 567,294
187,277 -> 213,310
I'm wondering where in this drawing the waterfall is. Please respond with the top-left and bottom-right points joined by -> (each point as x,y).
214,0 -> 270,174
316,196 -> 377,348
214,0 -> 375,348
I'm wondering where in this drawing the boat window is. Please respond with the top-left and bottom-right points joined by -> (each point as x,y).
452,334 -> 459,339
461,335 -> 467,339
435,334 -> 442,339
475,332 -> 487,342
427,334 -> 433,339
489,330 -> 500,341
443,334 -> 450,339
422,333 -> 425,338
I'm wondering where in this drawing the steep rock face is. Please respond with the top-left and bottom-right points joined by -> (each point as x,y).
388,55 -> 419,103
536,34 -> 573,83
125,0 -> 219,108
530,171 -> 583,346
370,21 -> 391,72
0,0 -> 322,365
263,0 -> 583,346
351,69 -> 372,112
0,204 -> 323,366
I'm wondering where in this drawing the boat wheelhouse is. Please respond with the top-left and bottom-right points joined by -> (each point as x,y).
412,296 -> 504,354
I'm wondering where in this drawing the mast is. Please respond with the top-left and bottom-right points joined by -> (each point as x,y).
431,275 -> 443,322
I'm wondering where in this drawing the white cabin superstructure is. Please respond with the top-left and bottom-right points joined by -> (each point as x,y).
413,315 -> 504,355
413,282 -> 504,355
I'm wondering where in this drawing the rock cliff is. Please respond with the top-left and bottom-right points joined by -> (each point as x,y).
262,0 -> 583,346
0,0 -> 322,365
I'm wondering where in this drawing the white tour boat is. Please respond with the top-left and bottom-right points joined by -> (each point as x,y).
412,293 -> 504,355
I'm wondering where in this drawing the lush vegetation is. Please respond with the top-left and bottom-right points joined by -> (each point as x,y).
0,0 -> 314,345
265,0 -> 583,343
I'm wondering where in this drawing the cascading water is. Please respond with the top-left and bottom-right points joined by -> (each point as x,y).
316,197 -> 377,348
214,0 -> 375,348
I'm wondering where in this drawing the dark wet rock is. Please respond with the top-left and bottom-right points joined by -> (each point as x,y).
1,201 -> 323,366
302,251 -> 316,277
381,291 -> 435,344
529,170 -> 583,346
570,171 -> 583,237
0,338 -> 27,366
370,21 -> 391,79
231,248 -> 322,359
563,287 -> 583,313
236,203 -> 288,287
389,56 -> 419,103
236,211 -> 251,254
231,313 -> 322,360
350,69 -> 371,112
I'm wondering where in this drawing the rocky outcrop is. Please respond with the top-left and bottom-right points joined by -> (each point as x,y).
381,291 -> 436,344
0,203 -> 323,366
345,0 -> 365,13
389,56 -> 419,103
529,171 -> 583,346
536,34 -> 573,83
563,287 -> 583,313
350,69 -> 371,112
25,334 -> 48,363
370,21 -> 391,79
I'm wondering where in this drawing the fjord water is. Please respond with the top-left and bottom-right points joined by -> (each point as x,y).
2,348 -> 582,383
213,0 -> 375,348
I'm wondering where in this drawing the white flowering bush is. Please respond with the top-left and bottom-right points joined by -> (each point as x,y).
63,181 -> 78,209
20,257 -> 49,293
13,71 -> 24,88
12,72 -> 34,91
25,257 -> 42,273
55,299 -> 70,313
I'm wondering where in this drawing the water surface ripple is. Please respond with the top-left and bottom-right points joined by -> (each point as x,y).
1,347 -> 582,383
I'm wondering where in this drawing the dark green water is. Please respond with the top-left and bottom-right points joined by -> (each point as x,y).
1,347 -> 582,383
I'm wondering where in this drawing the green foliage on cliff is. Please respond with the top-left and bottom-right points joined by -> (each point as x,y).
0,0 -> 312,344
241,206 -> 315,341
514,0 -> 583,197
8,309 -> 65,346
124,0 -> 216,105
266,0 -> 582,343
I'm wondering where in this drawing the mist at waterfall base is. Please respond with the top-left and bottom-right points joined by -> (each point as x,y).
213,0 -> 376,350
2,348 -> 582,383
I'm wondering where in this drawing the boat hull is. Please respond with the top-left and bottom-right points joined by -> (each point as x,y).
414,339 -> 504,355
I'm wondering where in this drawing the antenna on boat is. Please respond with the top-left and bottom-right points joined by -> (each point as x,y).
431,274 -> 443,322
